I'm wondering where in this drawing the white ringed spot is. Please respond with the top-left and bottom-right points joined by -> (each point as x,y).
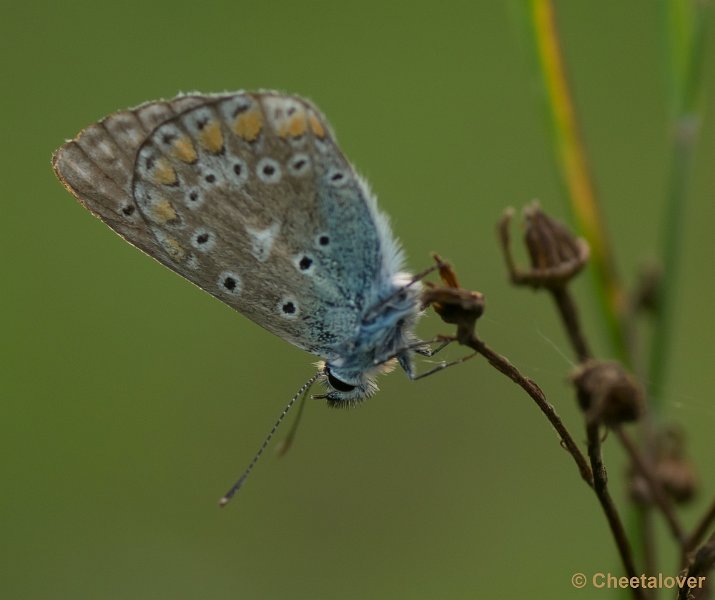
292,253 -> 316,275
326,167 -> 349,187
287,153 -> 311,177
218,271 -> 241,296
184,187 -> 204,209
277,296 -> 299,320
256,157 -> 282,184
191,228 -> 216,252
200,168 -> 220,186
314,232 -> 332,250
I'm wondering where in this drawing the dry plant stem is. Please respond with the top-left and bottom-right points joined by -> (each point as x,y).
678,531 -> 715,600
466,335 -> 593,488
687,499 -> 715,554
587,421 -> 645,599
429,263 -> 646,588
549,286 -> 591,362
615,427 -> 686,545
548,283 -> 689,557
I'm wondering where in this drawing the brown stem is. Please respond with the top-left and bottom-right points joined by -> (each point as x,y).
465,335 -> 593,488
549,286 -> 592,362
678,530 -> 715,600
687,499 -> 715,554
424,265 -> 651,590
547,284 -> 689,564
586,420 -> 645,599
615,428 -> 686,545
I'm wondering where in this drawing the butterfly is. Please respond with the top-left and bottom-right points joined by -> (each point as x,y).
53,92 -> 435,501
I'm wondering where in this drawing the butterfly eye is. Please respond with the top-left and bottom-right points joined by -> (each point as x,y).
326,369 -> 356,393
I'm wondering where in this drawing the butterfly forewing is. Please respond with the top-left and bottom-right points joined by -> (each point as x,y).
53,92 -> 388,359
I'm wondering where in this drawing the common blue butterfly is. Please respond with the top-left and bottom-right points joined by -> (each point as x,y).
53,92 -> 428,501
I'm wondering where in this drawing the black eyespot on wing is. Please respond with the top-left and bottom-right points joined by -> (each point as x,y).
205,174 -> 216,183
299,256 -> 312,270
189,191 -> 199,202
233,163 -> 242,175
319,235 -> 330,246
263,164 -> 275,176
196,233 -> 209,244
281,301 -> 296,314
327,370 -> 356,393
223,277 -> 236,291
122,205 -> 135,216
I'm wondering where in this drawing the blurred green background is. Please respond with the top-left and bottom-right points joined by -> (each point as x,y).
2,1 -> 714,598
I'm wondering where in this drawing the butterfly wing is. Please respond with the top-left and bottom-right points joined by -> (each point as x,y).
53,92 -> 401,358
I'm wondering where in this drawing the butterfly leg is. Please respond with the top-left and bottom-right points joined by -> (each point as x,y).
395,337 -> 455,378
409,350 -> 479,381
414,338 -> 452,358
377,335 -> 453,371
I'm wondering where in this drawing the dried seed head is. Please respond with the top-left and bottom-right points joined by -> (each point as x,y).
656,457 -> 698,503
498,201 -> 589,289
628,425 -> 698,505
572,360 -> 643,426
422,255 -> 485,344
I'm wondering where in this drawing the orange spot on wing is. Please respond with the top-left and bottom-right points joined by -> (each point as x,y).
308,113 -> 326,138
162,236 -> 186,261
233,108 -> 263,142
153,158 -> 177,185
198,121 -> 224,154
278,112 -> 308,138
151,198 -> 178,224
171,136 -> 197,163
289,112 -> 308,136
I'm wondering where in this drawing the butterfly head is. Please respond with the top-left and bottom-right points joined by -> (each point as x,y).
315,361 -> 399,407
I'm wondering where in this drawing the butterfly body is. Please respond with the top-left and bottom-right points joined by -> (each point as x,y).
53,91 -> 422,405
